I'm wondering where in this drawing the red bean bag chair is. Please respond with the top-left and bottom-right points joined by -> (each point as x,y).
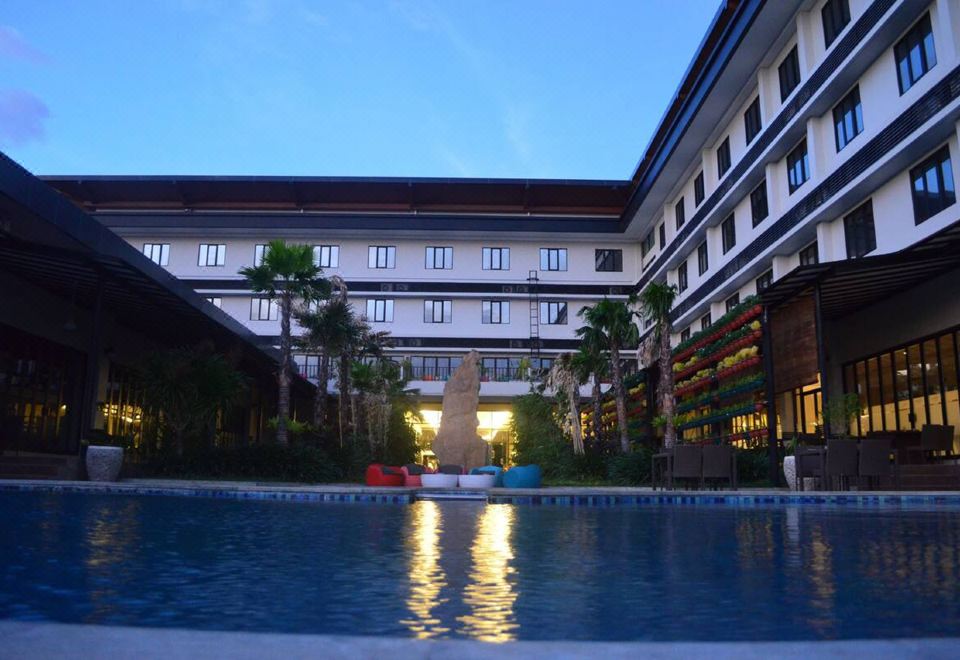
400,464 -> 434,487
365,464 -> 405,487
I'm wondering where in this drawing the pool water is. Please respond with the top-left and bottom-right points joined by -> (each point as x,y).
1,491 -> 959,642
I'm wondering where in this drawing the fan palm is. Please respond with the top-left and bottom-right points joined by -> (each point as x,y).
577,298 -> 639,453
239,240 -> 330,445
296,298 -> 355,428
636,281 -> 679,448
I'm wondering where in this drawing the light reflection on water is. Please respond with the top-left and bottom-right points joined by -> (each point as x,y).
2,493 -> 960,641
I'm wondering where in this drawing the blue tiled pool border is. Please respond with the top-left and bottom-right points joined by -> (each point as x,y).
0,481 -> 415,505
2,480 -> 960,507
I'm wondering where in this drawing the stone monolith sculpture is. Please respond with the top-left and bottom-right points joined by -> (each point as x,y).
431,350 -> 488,471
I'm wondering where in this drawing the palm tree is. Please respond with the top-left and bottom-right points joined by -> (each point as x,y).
577,299 -> 639,453
239,240 -> 330,445
296,298 -> 354,429
572,328 -> 608,444
636,281 -> 679,448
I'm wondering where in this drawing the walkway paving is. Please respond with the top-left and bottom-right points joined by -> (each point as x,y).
2,621 -> 958,659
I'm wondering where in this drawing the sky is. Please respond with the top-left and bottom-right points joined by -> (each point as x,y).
1,1 -> 719,180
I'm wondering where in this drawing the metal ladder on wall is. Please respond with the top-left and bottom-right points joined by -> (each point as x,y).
527,270 -> 541,370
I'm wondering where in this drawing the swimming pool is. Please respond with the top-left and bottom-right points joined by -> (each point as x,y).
1,490 -> 959,642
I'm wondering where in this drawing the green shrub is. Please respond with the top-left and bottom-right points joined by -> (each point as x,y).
736,447 -> 771,486
144,444 -> 343,483
511,393 -> 578,480
606,446 -> 654,486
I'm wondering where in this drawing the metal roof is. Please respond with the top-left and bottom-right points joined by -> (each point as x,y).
760,219 -> 960,319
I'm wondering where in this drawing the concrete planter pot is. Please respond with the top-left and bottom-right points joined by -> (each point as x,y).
783,455 -> 797,491
421,473 -> 459,488
458,474 -> 496,489
86,446 -> 124,482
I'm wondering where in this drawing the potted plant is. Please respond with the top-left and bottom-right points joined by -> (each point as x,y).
84,432 -> 130,482
782,436 -> 799,490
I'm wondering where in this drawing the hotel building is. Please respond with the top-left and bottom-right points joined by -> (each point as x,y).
5,0 -> 960,465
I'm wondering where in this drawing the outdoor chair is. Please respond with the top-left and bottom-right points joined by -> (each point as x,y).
670,445 -> 703,490
795,444 -> 825,491
906,425 -> 957,464
400,464 -> 431,487
701,445 -> 737,490
825,439 -> 859,491
858,437 -> 898,490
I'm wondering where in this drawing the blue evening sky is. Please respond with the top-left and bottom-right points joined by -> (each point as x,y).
1,1 -> 718,180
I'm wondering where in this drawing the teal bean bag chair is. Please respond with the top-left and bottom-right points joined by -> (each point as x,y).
502,464 -> 542,489
470,465 -> 504,487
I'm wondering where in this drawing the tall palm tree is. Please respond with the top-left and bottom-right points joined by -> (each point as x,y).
577,299 -> 639,453
239,239 -> 330,445
636,281 -> 679,448
296,298 -> 354,429
572,327 -> 608,444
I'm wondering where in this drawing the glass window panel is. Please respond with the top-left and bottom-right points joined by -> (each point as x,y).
923,339 -> 944,425
858,358 -> 883,431
878,354 -> 896,432
908,344 -> 926,428
894,348 -> 911,430
942,334 -> 960,452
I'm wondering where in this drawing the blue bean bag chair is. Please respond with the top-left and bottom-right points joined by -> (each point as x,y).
470,465 -> 504,487
502,464 -> 542,489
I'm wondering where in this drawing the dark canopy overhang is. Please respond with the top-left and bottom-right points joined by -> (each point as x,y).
0,152 -> 309,390
760,219 -> 960,320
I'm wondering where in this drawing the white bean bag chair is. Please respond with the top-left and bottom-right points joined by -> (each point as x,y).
420,473 -> 459,488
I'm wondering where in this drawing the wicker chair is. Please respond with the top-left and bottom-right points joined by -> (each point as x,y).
702,445 -> 737,490
670,445 -> 703,490
825,439 -> 859,491
858,437 -> 898,490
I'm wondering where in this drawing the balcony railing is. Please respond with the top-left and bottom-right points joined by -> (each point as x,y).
298,363 -> 560,383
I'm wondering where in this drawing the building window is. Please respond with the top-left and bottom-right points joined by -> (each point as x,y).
410,355 -> 462,381
205,296 -> 222,308
778,45 -> 801,102
680,327 -> 691,343
744,96 -> 762,144
482,247 -> 510,270
425,246 -> 453,270
366,299 -> 394,323
368,245 -> 396,269
423,300 -> 452,323
697,241 -> 708,276
254,244 -> 267,267
844,200 -> 877,259
833,86 -> 863,152
677,261 -> 688,293
700,313 -> 712,331
721,214 -> 736,254
750,180 -> 769,227
595,249 -> 623,272
910,145 -> 955,224
787,140 -> 810,194
675,197 -> 686,229
896,14 -> 936,95
313,245 -> 339,268
658,223 -> 666,250
540,248 -> 567,271
199,243 -> 226,267
799,242 -> 819,266
540,301 -> 568,325
641,231 -> 655,258
142,243 -> 169,266
482,300 -> 510,324
756,270 -> 773,293
716,137 -> 731,179
725,293 -> 740,312
694,171 -> 705,206
822,0 -> 850,49
250,297 -> 279,321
